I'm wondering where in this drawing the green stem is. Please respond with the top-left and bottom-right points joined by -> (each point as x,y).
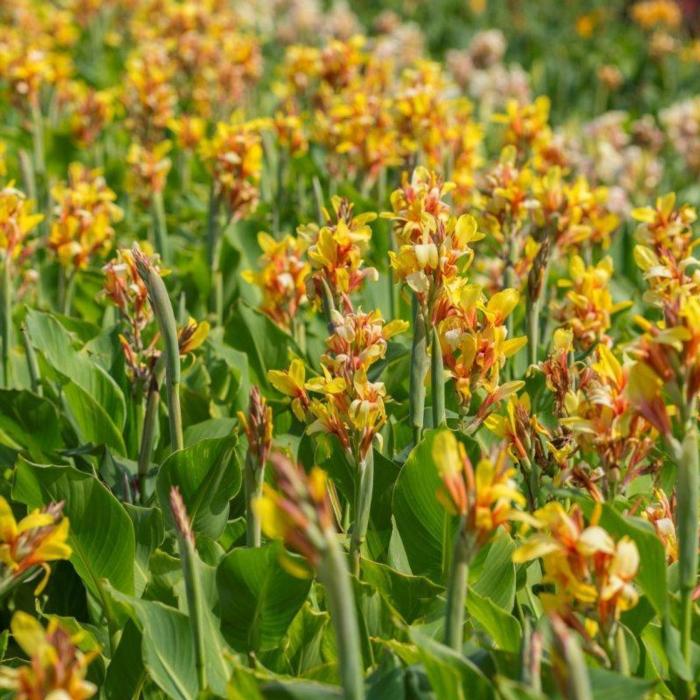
151,191 -> 170,264
350,450 -> 374,577
677,422 -> 698,673
317,534 -> 365,700
206,187 -> 223,325
245,452 -> 265,548
527,297 -> 540,367
18,150 -> 36,203
614,625 -> 630,675
1,258 -> 12,388
431,326 -> 445,428
444,518 -> 471,651
138,258 -> 183,452
178,531 -> 207,692
20,323 -> 41,395
138,363 -> 164,503
409,299 -> 428,443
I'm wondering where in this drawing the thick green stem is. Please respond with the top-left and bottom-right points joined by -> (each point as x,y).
431,326 -> 445,428
614,625 -> 630,675
444,519 -> 471,651
178,533 -> 207,692
318,534 -> 365,700
245,453 -> 265,548
1,259 -> 12,388
138,363 -> 164,503
527,298 -> 540,366
138,257 -> 183,452
552,617 -> 593,700
206,186 -> 223,324
151,191 -> 170,264
350,450 -> 374,577
409,300 -> 428,443
20,323 -> 41,395
677,422 -> 698,671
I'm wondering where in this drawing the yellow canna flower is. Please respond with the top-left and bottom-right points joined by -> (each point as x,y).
0,185 -> 43,261
0,497 -> 71,595
432,430 -> 525,547
0,612 -> 97,699
268,358 -> 311,422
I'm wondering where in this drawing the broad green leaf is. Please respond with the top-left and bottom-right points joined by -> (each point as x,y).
156,436 -> 240,539
0,389 -> 63,461
471,533 -> 517,611
224,303 -> 301,387
111,592 -> 231,700
588,667 -> 657,700
410,628 -> 494,699
125,504 -> 164,596
466,588 -> 521,653
26,309 -> 126,429
13,457 -> 135,597
261,680 -> 343,699
104,619 -> 144,700
392,430 -> 446,580
361,559 -> 444,624
216,543 -> 312,652
62,380 -> 127,455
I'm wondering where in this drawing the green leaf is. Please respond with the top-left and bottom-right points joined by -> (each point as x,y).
111,592 -> 231,700
104,619 -> 144,700
62,380 -> 127,455
409,628 -> 494,699
156,436 -> 240,539
471,533 -> 517,611
392,430 -> 445,580
12,457 -> 135,597
361,559 -> 444,624
26,309 -> 126,429
0,389 -> 63,461
216,543 -> 312,652
125,504 -> 164,596
466,588 -> 521,653
588,667 -> 657,700
261,680 -> 343,699
224,304 -> 301,387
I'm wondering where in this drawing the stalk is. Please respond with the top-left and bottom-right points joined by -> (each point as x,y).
676,422 -> 698,671
170,489 -> 207,693
614,625 -> 630,675
431,326 -> 446,428
205,186 -> 223,325
443,518 -> 471,651
527,299 -> 540,367
18,150 -> 36,203
138,361 -> 164,503
317,533 -> 365,700
151,191 -> 170,264
350,450 -> 374,577
409,299 -> 428,443
20,323 -> 41,395
551,615 -> 593,700
136,251 -> 183,452
244,451 -> 265,547
1,258 -> 12,388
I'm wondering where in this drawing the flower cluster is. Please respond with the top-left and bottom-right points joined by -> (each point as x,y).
433,430 -> 524,547
0,496 -> 71,594
384,167 -> 483,304
0,612 -> 97,700
255,452 -> 334,568
514,503 -> 640,640
242,232 -> 309,331
49,163 -> 122,269
0,184 -> 43,261
200,120 -> 264,219
300,196 -> 378,312
269,310 -> 407,459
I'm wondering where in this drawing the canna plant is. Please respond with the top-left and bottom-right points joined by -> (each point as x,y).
0,2 -> 696,700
